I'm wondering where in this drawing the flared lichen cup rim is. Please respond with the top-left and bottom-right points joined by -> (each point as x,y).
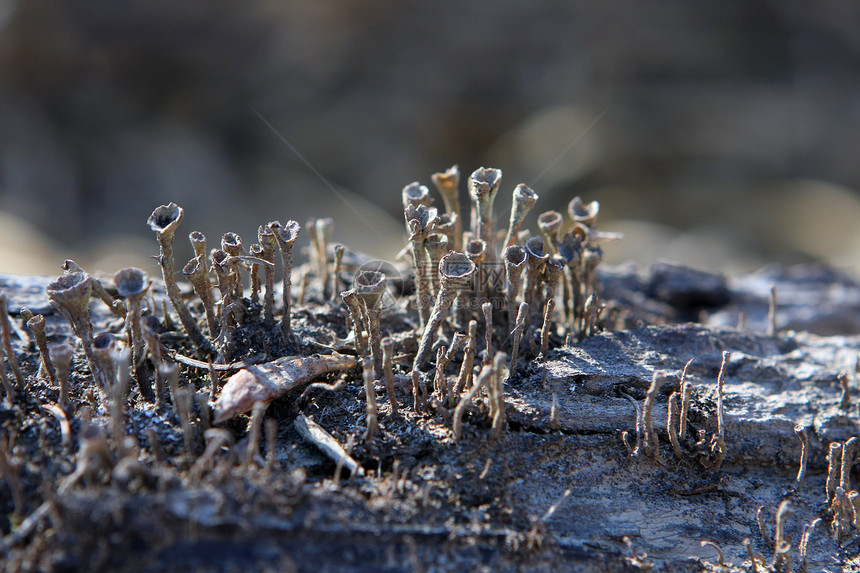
439,251 -> 477,282
537,210 -> 563,232
503,245 -> 528,268
424,232 -> 449,250
513,183 -> 538,206
402,182 -> 431,205
354,270 -> 387,309
113,267 -> 149,298
468,167 -> 503,198
46,272 -> 92,308
269,220 -> 301,244
182,255 -> 205,278
568,196 -> 600,225
431,165 -> 460,190
465,239 -> 487,258
147,202 -> 184,235
405,204 -> 438,232
524,236 -> 548,261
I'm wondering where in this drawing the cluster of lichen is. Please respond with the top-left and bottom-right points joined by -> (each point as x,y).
0,164 -> 617,526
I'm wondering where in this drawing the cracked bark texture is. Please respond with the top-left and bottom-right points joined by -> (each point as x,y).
2,263 -> 860,572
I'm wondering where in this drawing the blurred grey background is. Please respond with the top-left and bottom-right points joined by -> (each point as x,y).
2,0 -> 860,276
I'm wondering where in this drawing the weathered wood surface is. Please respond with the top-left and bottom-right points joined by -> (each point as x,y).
2,265 -> 860,571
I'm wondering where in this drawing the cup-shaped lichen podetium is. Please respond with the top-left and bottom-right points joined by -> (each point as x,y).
183,255 -> 218,336
503,183 -> 539,249
221,232 -> 245,298
114,267 -> 153,399
148,203 -> 208,353
568,196 -> 600,229
402,181 -> 433,210
503,245 -> 527,326
405,204 -> 438,328
537,210 -> 563,255
354,270 -> 387,378
423,232 -> 449,296
524,236 -> 549,321
413,252 -> 477,370
268,220 -> 301,339
257,224 -> 278,323
468,167 -> 502,257
430,165 -> 462,251
46,272 -> 103,387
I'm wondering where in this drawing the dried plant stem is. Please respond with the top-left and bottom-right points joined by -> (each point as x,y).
756,506 -> 772,547
711,350 -> 730,469
768,283 -> 778,335
331,244 -> 344,303
295,414 -> 363,477
839,436 -> 856,492
382,337 -> 398,417
341,290 -> 367,351
362,356 -> 378,445
27,315 -> 56,386
0,295 -> 24,389
678,357 -> 694,440
508,302 -> 529,380
245,401 -> 267,467
839,372 -> 851,409
773,501 -> 791,572
540,298 -> 555,358
489,352 -> 507,441
798,518 -> 821,573
454,320 -> 479,395
111,346 -> 131,456
642,372 -> 664,456
826,442 -> 842,501
482,302 -> 493,366
667,392 -> 682,459
453,363 -> 494,441
793,425 -> 808,491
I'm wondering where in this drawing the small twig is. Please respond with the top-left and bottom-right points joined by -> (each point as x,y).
700,540 -> 725,567
798,518 -> 821,573
756,506 -> 772,547
826,442 -> 842,501
667,392 -> 682,459
768,283 -> 778,335
793,425 -> 808,491
453,363 -> 494,441
295,414 -> 363,477
42,404 -> 72,451
678,357 -> 694,440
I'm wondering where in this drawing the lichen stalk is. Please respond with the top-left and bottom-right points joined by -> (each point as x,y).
468,167 -> 502,260
413,252 -> 477,370
453,363 -> 494,442
503,184 -> 538,250
454,320 -> 479,395
382,337 -> 398,417
362,356 -> 378,445
0,294 -> 24,389
257,224 -> 277,324
503,245 -> 527,327
431,165 -> 463,252
147,203 -> 208,354
269,220 -> 301,339
26,314 -> 57,386
405,204 -> 438,328
183,256 -> 219,336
